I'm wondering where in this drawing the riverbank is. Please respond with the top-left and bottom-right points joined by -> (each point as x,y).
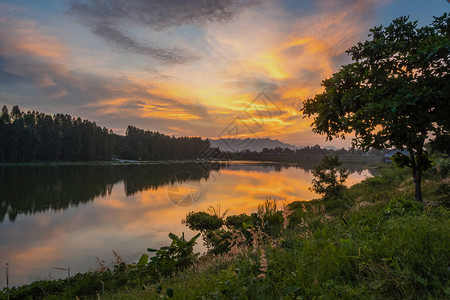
1,158 -> 448,299
0,154 -> 381,168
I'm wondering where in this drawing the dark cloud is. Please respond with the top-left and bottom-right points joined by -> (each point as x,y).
120,100 -> 167,110
91,23 -> 199,64
120,100 -> 146,110
67,0 -> 258,64
68,0 -> 257,30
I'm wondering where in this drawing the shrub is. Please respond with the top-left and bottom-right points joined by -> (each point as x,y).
183,211 -> 223,232
384,195 -> 424,218
147,232 -> 200,276
310,156 -> 349,201
225,213 -> 252,230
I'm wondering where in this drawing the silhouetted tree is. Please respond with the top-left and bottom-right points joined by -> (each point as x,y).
303,14 -> 450,202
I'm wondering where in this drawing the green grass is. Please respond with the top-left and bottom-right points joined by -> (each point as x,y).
1,163 -> 449,299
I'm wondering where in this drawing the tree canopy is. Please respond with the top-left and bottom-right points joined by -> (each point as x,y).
302,14 -> 450,202
0,105 -> 211,163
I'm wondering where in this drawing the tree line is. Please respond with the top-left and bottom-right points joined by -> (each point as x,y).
115,126 -> 211,161
258,145 -> 384,156
0,105 -> 115,162
0,105 -> 211,162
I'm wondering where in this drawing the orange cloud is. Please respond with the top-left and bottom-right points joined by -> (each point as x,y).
0,17 -> 68,61
0,1 -> 381,147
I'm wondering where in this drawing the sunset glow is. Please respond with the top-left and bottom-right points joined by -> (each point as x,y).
0,0 -> 447,146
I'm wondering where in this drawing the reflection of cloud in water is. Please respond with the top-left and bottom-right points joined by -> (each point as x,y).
0,163 -> 372,287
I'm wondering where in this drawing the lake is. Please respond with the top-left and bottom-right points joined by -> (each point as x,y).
0,161 -> 375,287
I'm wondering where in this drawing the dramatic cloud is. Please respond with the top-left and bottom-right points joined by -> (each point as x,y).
2,0 -> 445,147
90,23 -> 199,64
67,0 -> 258,64
67,0 -> 257,29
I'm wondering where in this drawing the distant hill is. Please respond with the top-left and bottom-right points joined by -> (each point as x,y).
209,138 -> 302,153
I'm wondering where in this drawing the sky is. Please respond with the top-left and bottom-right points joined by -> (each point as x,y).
0,0 -> 448,148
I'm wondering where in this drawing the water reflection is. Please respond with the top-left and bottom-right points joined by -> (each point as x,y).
0,162 -> 374,287
0,163 -> 216,222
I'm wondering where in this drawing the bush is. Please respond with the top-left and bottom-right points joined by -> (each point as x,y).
424,157 -> 450,180
147,232 -> 201,276
225,213 -> 252,230
183,211 -> 223,232
310,156 -> 349,201
204,229 -> 233,255
384,195 -> 424,218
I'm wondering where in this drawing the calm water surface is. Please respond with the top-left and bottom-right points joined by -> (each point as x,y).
0,161 -> 374,287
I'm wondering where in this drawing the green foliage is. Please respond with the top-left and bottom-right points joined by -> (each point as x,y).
384,195 -> 424,218
256,199 -> 284,236
310,156 -> 349,201
183,211 -> 223,232
183,210 -> 234,254
262,212 -> 284,237
225,213 -> 252,230
435,183 -> 450,207
424,156 -> 450,180
147,232 -> 200,276
203,229 -> 233,255
120,125 -> 211,161
141,203 -> 449,299
0,105 -> 115,162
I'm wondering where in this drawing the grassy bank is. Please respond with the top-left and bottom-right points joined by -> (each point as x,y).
1,159 -> 448,299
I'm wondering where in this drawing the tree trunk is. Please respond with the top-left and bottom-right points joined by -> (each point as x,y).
409,147 -> 423,202
414,168 -> 423,202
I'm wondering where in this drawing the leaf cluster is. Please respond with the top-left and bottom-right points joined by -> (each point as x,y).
147,232 -> 201,276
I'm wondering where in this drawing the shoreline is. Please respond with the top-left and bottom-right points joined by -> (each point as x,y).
0,155 -> 382,167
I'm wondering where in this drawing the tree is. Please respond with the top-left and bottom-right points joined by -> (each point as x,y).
302,14 -> 450,202
0,106 -> 11,162
310,156 -> 349,201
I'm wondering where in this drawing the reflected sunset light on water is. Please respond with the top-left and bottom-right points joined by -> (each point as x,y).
0,162 -> 373,287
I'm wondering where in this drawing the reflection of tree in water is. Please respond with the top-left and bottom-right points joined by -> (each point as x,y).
0,163 -> 212,222
0,161 -> 376,222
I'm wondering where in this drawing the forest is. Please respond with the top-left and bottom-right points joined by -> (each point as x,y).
0,105 -> 211,162
0,105 -> 380,164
